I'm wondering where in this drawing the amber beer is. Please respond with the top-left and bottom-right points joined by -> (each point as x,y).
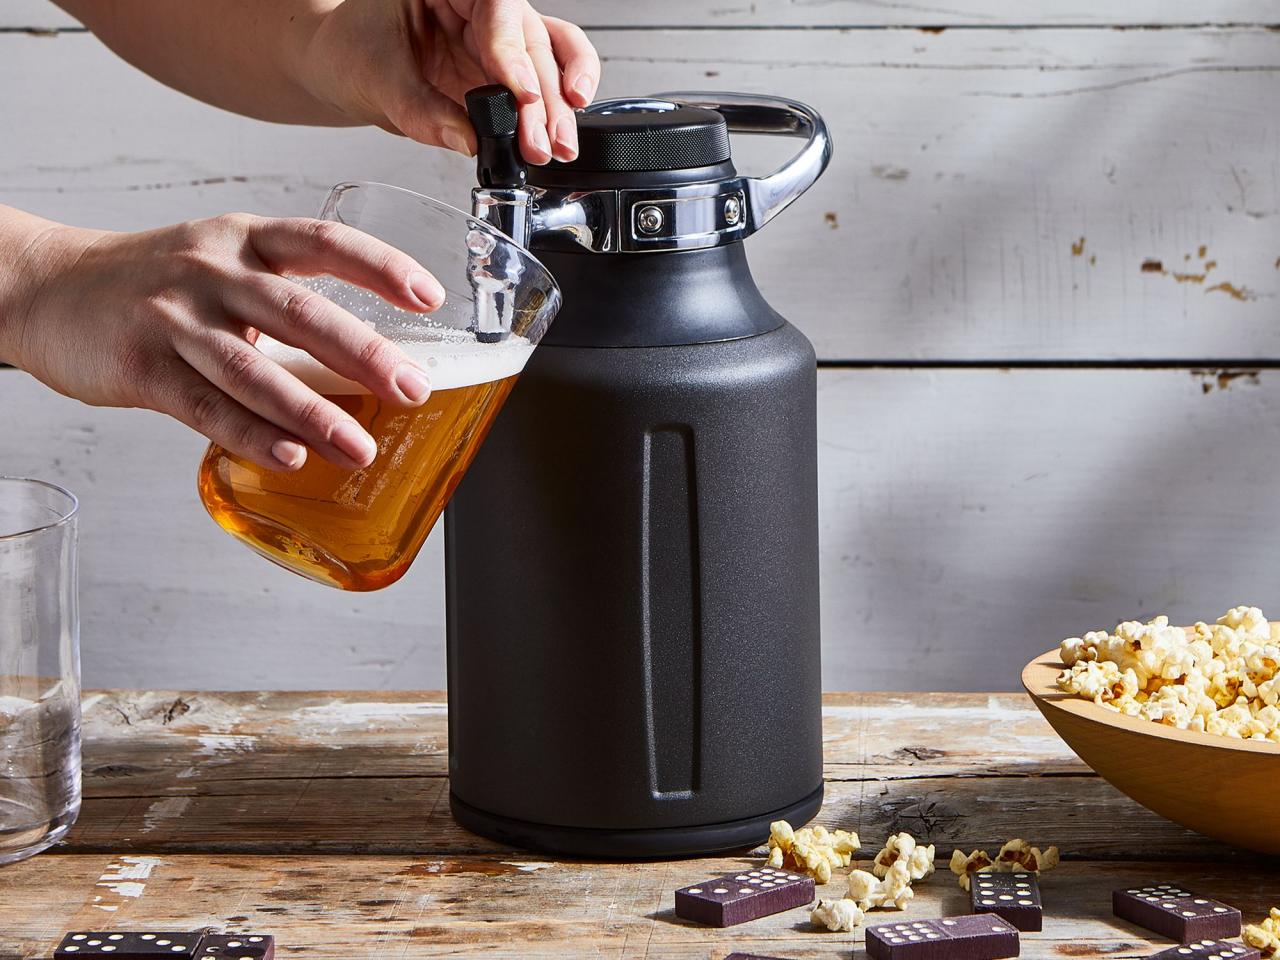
198,335 -> 532,591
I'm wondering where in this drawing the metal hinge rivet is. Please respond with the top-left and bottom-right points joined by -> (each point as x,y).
724,196 -> 742,226
637,205 -> 664,234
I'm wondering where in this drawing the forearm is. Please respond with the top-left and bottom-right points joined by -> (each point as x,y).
53,0 -> 351,126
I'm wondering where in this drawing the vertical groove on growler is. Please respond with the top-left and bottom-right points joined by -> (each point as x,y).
197,183 -> 560,590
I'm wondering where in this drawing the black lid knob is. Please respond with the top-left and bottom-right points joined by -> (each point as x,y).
465,85 -> 526,189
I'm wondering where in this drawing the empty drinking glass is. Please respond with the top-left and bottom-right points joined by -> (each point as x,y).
0,477 -> 80,865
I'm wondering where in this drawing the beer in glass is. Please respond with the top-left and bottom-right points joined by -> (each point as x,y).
196,183 -> 560,590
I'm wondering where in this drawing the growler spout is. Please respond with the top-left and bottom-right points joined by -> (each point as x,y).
465,85 -> 533,248
464,86 -> 534,341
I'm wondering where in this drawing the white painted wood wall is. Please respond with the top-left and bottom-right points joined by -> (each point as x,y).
2,1 -> 1279,692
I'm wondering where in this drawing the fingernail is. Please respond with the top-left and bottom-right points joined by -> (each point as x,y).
515,64 -> 540,100
442,127 -> 474,157
395,362 -> 432,404
530,123 -> 552,161
573,74 -> 595,104
332,420 -> 377,467
555,114 -> 578,158
271,439 -> 307,470
408,271 -> 445,309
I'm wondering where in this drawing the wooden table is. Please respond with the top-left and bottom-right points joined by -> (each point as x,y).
1,692 -> 1275,959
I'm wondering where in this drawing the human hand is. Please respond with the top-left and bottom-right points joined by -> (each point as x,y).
299,0 -> 601,164
6,213 -> 445,472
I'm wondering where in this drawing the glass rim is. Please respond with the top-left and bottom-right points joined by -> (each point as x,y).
0,477 -> 79,541
326,179 -> 561,304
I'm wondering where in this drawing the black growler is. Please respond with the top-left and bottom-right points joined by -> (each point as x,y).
446,87 -> 833,856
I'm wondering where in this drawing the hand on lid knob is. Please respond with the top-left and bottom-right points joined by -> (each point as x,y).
293,0 -> 596,164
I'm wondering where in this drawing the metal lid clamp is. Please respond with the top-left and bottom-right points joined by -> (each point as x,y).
465,87 -> 833,254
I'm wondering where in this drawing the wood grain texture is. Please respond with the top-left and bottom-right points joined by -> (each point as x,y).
5,0 -> 1280,29
63,690 -> 1234,860
1,690 -> 1278,960
9,368 -> 1280,692
1025,649 -> 1280,855
2,28 -> 1278,360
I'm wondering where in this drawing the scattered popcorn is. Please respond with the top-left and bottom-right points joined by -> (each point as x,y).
767,820 -> 860,884
1245,908 -> 1280,957
811,897 -> 866,932
847,862 -> 914,911
1057,607 -> 1280,742
995,839 -> 1059,874
949,849 -> 995,892
949,841 -> 1059,890
872,832 -> 936,882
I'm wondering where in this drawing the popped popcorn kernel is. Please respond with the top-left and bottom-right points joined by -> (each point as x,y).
847,862 -> 913,911
995,838 -> 1059,874
811,897 -> 865,932
1057,607 -> 1280,742
871,832 -> 936,882
767,819 -> 860,884
1244,907 -> 1280,958
949,848 -> 995,892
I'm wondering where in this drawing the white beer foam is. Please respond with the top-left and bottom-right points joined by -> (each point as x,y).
257,334 -> 534,394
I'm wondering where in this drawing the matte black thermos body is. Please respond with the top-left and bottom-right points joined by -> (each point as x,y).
446,91 -> 832,856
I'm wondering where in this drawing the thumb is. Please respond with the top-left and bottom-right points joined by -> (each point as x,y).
396,86 -> 478,155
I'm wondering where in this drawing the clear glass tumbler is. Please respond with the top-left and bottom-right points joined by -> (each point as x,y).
0,477 -> 80,865
198,181 -> 561,591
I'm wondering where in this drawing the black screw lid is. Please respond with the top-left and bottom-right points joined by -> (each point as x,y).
562,105 -> 731,173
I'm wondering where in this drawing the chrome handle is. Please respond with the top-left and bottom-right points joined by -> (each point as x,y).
474,92 -> 832,254
653,92 -> 833,232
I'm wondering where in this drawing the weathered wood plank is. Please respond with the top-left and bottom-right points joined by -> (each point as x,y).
61,692 -> 1241,861
75,691 -> 1084,785
3,692 -> 1276,957
9,367 -> 1280,692
1,856 -> 1276,960
5,0 -> 1279,29
3,28 -> 1279,361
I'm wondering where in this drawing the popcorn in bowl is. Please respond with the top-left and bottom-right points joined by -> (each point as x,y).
1056,606 -> 1280,742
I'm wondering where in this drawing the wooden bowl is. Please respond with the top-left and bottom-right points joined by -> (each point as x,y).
1022,646 -> 1280,854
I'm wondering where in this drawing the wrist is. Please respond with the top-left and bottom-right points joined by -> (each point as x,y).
287,5 -> 368,126
0,211 -> 95,368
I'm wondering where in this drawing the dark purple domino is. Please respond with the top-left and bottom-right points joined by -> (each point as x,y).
1148,942 -> 1259,960
55,933 -> 205,958
53,934 -> 274,960
970,871 -> 1043,931
1113,885 -> 1242,941
674,866 -> 814,927
866,915 -> 1020,960
194,935 -> 275,959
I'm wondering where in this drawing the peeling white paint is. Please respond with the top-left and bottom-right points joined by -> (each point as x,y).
293,700 -> 448,729
196,734 -> 256,755
96,856 -> 164,902
142,796 -> 191,832
101,856 -> 163,881
503,862 -> 553,873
